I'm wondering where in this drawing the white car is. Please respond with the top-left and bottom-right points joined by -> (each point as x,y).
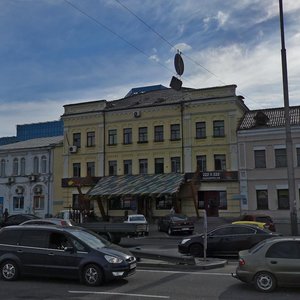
124,214 -> 149,236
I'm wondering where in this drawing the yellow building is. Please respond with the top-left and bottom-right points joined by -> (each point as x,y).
61,85 -> 248,220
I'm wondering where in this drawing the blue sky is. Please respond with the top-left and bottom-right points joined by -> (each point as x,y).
0,0 -> 300,136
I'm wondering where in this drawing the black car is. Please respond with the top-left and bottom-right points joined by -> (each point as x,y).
0,214 -> 40,227
158,214 -> 194,235
178,224 -> 280,257
0,225 -> 136,286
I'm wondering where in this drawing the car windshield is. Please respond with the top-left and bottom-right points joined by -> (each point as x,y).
171,214 -> 188,221
248,239 -> 268,254
130,216 -> 145,221
70,229 -> 110,250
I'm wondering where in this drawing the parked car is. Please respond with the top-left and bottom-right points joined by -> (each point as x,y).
0,225 -> 136,286
124,214 -> 149,236
158,214 -> 194,235
0,214 -> 40,227
178,224 -> 280,257
232,220 -> 268,230
20,218 -> 76,226
240,214 -> 276,232
232,236 -> 300,292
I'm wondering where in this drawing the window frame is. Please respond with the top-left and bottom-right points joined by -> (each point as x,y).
213,120 -> 225,137
170,124 -> 180,141
87,131 -> 95,147
196,122 -> 206,139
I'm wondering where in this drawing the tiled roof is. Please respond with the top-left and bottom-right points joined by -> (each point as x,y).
0,136 -> 63,151
238,106 -> 300,130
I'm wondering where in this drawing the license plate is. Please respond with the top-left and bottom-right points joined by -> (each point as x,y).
130,263 -> 136,269
182,228 -> 189,230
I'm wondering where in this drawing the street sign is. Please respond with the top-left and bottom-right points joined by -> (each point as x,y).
174,53 -> 184,76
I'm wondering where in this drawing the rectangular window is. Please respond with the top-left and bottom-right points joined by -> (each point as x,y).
109,197 -> 135,210
155,158 -> 164,174
214,154 -> 226,170
154,125 -> 164,142
73,133 -> 81,148
73,163 -> 81,177
139,159 -> 148,174
123,128 -> 132,144
196,122 -> 206,139
138,127 -> 148,143
198,191 -> 227,210
213,120 -> 225,137
34,195 -> 45,210
13,196 -> 24,210
254,150 -> 266,168
171,157 -> 181,173
156,196 -> 173,210
108,129 -> 117,145
170,124 -> 180,141
278,189 -> 289,209
87,162 -> 95,177
123,160 -> 132,175
109,160 -> 117,176
256,190 -> 269,210
196,155 -> 207,172
297,148 -> 300,167
275,148 -> 287,168
87,131 -> 95,147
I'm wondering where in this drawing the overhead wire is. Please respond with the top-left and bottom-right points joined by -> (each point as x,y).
114,0 -> 266,108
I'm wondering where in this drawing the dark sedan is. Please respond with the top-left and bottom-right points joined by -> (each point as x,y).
158,214 -> 194,235
0,214 -> 40,227
178,224 -> 280,257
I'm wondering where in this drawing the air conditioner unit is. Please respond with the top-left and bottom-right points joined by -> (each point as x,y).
69,145 -> 78,153
29,175 -> 36,182
16,187 -> 23,194
133,111 -> 141,118
8,177 -> 15,184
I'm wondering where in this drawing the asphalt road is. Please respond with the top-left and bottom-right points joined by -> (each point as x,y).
1,264 -> 300,300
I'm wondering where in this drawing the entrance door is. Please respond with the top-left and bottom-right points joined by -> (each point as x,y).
204,191 -> 220,217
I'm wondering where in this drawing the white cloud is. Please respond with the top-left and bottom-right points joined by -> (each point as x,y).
173,43 -> 192,53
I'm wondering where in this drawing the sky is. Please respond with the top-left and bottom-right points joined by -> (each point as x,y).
0,0 -> 300,137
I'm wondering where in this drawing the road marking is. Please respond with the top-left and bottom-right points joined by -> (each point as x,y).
137,269 -> 232,276
69,290 -> 170,298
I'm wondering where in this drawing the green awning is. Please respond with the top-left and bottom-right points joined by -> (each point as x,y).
88,173 -> 185,197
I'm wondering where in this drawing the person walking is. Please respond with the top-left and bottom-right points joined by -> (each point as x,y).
3,208 -> 9,222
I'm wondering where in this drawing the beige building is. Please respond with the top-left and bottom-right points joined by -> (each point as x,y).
62,85 -> 248,220
237,107 -> 300,222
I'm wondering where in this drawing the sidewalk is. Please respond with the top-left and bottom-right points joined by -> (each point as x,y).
130,217 -> 230,270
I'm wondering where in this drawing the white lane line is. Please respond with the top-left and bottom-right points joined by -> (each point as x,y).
69,290 -> 170,299
137,269 -> 232,276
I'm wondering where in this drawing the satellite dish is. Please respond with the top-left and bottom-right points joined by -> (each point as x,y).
174,53 -> 184,76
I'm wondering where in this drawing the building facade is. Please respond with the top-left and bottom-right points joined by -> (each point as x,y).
0,136 -> 63,217
237,107 -> 300,222
62,85 -> 248,220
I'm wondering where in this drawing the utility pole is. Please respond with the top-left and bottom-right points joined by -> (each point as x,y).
279,0 -> 298,235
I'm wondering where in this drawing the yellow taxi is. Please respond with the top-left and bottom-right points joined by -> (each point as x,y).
232,220 -> 267,230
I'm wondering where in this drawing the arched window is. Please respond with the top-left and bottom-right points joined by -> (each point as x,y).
20,158 -> 26,176
41,156 -> 47,173
13,158 -> 19,176
33,157 -> 39,174
0,159 -> 5,177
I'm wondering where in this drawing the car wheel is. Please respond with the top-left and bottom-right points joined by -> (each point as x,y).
1,260 -> 19,281
82,264 -> 104,286
167,227 -> 173,235
189,243 -> 203,257
254,271 -> 276,292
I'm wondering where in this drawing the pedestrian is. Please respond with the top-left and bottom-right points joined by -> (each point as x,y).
170,206 -> 175,214
3,208 -> 9,222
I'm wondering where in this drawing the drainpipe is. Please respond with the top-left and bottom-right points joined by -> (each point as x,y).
180,101 -> 184,173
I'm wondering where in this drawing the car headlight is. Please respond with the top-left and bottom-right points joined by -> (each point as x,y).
104,255 -> 123,264
181,238 -> 191,244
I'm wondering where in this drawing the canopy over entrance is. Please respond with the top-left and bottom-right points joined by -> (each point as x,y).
88,173 -> 185,197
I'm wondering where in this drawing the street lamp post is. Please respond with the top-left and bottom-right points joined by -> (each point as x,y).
279,0 -> 298,235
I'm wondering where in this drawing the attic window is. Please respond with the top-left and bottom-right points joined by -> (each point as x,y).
254,111 -> 269,126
